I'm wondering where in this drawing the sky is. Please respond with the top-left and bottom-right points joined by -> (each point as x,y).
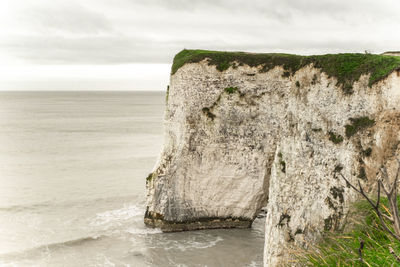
0,0 -> 400,91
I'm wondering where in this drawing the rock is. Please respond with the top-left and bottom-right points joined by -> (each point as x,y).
145,50 -> 400,266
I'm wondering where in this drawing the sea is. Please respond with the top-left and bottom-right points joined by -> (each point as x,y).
0,91 -> 265,267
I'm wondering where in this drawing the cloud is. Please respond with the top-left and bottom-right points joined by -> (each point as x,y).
1,35 -> 170,64
130,0 -> 400,23
1,0 -> 400,65
22,1 -> 114,35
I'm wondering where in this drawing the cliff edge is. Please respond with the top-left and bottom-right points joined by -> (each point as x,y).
145,49 -> 400,266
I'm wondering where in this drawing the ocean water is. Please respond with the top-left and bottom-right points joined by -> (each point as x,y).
0,91 -> 265,267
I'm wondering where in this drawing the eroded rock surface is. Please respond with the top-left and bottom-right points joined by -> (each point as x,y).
145,51 -> 400,266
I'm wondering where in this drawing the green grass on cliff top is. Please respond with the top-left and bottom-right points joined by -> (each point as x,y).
172,49 -> 400,90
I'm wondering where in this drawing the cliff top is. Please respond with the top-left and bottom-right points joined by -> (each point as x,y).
172,49 -> 400,93
383,51 -> 400,56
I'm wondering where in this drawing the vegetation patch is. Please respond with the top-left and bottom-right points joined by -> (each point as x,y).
312,128 -> 323,132
325,197 -> 336,211
324,216 -> 334,231
298,198 -> 400,266
362,147 -> 373,157
172,49 -> 400,94
278,152 -> 286,173
334,164 -> 344,173
311,74 -> 318,85
330,187 -> 345,203
146,173 -> 154,183
295,228 -> 304,235
278,213 -> 291,227
358,166 -> 367,180
329,131 -> 344,144
202,107 -> 216,120
345,116 -> 375,138
224,86 -> 238,94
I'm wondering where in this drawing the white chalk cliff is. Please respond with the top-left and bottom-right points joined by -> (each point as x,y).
145,50 -> 400,266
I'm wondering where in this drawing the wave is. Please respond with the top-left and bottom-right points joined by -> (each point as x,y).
126,227 -> 162,235
0,235 -> 106,259
0,202 -> 51,212
89,204 -> 144,227
0,202 -> 164,261
0,224 -> 162,260
42,235 -> 105,248
160,236 -> 224,252
0,195 -> 144,213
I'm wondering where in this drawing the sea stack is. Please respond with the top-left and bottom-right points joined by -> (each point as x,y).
145,49 -> 400,266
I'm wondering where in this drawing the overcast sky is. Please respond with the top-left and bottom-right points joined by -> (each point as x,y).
1,0 -> 399,90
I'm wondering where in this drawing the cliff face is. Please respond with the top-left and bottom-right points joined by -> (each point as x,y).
145,50 -> 400,266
